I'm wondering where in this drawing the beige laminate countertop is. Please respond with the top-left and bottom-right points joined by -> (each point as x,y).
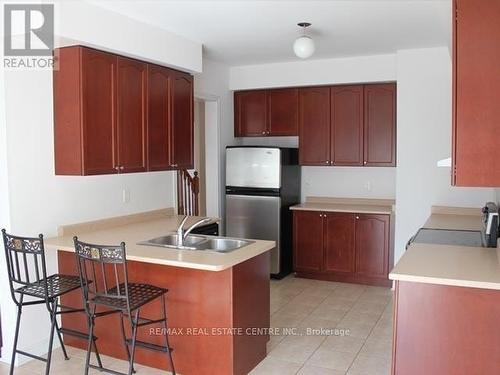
389,206 -> 500,290
290,197 -> 395,215
45,210 -> 275,272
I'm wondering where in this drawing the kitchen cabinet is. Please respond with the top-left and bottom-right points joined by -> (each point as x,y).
171,70 -> 194,169
293,210 -> 324,273
453,0 -> 500,186
116,57 -> 147,173
234,88 -> 298,137
331,85 -> 364,166
147,64 -> 171,171
54,46 -> 194,175
364,83 -> 396,167
298,87 -> 331,165
355,214 -> 390,278
293,210 -> 392,286
234,90 -> 267,136
324,213 -> 356,273
267,88 -> 298,136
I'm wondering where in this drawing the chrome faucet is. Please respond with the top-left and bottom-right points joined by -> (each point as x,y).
176,216 -> 212,247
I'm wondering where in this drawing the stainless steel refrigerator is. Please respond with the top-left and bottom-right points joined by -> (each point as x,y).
225,147 -> 300,278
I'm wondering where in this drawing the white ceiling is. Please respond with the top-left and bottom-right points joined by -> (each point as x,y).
88,0 -> 451,66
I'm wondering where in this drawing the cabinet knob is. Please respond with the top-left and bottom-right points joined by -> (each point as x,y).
325,161 -> 329,164
363,161 -> 367,165
262,131 -> 266,135
119,166 -> 124,171
356,216 -> 359,220
114,166 -> 119,171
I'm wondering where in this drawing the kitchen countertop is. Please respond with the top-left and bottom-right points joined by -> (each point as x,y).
389,206 -> 500,290
45,209 -> 275,272
290,197 -> 395,215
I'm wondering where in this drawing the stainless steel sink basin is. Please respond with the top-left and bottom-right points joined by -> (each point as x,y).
138,234 -> 206,249
138,234 -> 253,252
194,238 -> 253,252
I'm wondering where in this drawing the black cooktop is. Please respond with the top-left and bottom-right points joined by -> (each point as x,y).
411,228 -> 485,248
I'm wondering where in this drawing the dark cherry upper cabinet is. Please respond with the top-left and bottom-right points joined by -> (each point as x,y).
324,213 -> 356,273
299,87 -> 331,166
293,210 -> 324,273
331,86 -> 364,166
54,46 -> 194,175
355,214 -> 390,278
170,71 -> 194,169
267,88 -> 299,136
54,46 -> 117,175
453,0 -> 500,186
364,84 -> 396,167
116,57 -> 147,173
234,90 -> 268,136
147,64 -> 171,171
171,72 -> 194,169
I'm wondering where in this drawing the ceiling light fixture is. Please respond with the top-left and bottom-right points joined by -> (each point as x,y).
293,22 -> 315,59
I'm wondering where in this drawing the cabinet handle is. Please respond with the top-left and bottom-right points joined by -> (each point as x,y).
262,131 -> 266,135
119,166 -> 124,171
114,166 -> 119,171
325,161 -> 329,164
356,216 -> 359,219
363,161 -> 367,165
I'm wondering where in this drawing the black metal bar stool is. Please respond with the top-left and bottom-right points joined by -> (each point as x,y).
73,237 -> 176,375
1,229 -> 103,375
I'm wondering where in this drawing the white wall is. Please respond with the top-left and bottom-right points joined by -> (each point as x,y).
229,53 -> 397,90
55,0 -> 202,73
394,47 -> 495,261
194,58 -> 236,231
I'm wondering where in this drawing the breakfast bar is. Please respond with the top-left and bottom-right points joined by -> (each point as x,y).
45,210 -> 275,375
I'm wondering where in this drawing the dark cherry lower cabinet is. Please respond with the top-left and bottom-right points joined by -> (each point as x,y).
293,210 -> 393,286
54,45 -> 194,175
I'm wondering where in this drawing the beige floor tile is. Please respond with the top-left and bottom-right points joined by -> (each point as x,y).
341,311 -> 382,326
299,286 -> 335,298
321,296 -> 357,311
267,334 -> 286,353
268,334 -> 325,364
347,354 -> 391,375
276,301 -> 317,317
249,356 -> 302,375
359,336 -> 393,360
310,304 -> 349,321
350,300 -> 388,315
298,316 -> 340,332
297,364 -> 346,375
271,311 -> 308,328
336,321 -> 375,339
306,348 -> 357,372
290,292 -> 329,307
321,335 -> 365,354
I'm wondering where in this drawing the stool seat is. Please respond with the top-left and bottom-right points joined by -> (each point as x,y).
15,274 -> 81,299
92,283 -> 167,311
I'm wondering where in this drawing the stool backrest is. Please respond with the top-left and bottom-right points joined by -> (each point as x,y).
73,237 -> 131,313
1,229 -> 48,305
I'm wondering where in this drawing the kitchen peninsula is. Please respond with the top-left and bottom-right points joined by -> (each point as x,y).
389,206 -> 500,375
45,209 -> 275,375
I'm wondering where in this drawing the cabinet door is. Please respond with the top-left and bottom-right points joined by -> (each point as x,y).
364,84 -> 396,166
324,213 -> 356,273
234,90 -> 267,136
116,57 -> 147,173
331,86 -> 364,166
81,48 -> 117,175
298,87 -> 331,166
355,214 -> 390,278
293,211 -> 324,273
268,88 -> 299,136
454,0 -> 500,186
171,71 -> 194,169
148,65 -> 172,171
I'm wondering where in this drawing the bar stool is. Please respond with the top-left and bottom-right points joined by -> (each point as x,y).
73,237 -> 176,375
1,229 -> 103,375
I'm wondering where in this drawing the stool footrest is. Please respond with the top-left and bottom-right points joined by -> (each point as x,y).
89,363 -> 126,375
125,338 -> 173,353
60,327 -> 98,341
16,350 -> 47,362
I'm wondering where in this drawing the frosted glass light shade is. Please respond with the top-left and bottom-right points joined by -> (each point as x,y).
293,36 -> 315,59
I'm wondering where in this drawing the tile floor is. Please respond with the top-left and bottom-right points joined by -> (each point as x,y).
0,276 -> 393,375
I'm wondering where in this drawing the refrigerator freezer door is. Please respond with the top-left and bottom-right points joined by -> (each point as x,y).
226,194 -> 281,274
226,147 -> 281,189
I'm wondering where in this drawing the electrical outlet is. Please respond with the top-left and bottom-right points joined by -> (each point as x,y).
122,188 -> 131,203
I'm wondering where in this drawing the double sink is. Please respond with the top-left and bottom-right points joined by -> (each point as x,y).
138,233 -> 253,253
